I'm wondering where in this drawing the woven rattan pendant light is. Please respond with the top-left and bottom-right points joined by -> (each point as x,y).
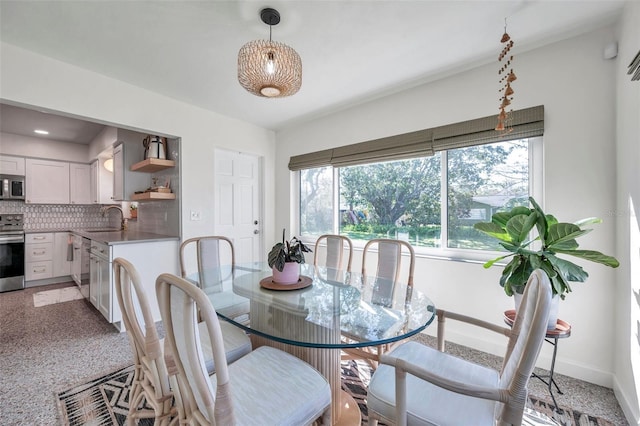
238,8 -> 302,98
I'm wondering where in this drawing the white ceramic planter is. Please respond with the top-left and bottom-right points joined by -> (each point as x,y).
272,262 -> 300,284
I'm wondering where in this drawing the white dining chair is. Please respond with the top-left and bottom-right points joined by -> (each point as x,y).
313,234 -> 354,273
367,269 -> 553,426
179,235 -> 250,323
155,273 -> 332,425
341,238 -> 415,367
113,258 -> 252,424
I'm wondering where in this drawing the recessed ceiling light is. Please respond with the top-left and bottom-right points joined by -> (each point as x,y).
34,129 -> 49,135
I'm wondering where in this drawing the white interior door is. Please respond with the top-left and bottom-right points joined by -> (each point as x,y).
214,149 -> 263,264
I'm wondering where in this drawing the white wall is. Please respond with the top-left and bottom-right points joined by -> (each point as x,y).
276,26 -> 621,389
614,1 -> 640,424
0,42 -> 277,273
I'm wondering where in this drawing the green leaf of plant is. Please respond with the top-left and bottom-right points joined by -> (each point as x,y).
492,206 -> 531,227
267,242 -> 286,271
491,212 -> 512,229
547,223 -> 589,247
553,249 -> 620,268
474,222 -> 511,242
528,197 -> 548,242
501,259 -> 519,296
545,253 -> 589,282
574,217 -> 602,227
505,214 -> 535,244
482,254 -> 513,268
506,256 -> 531,292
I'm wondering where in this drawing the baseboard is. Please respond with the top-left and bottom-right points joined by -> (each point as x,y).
613,376 -> 640,425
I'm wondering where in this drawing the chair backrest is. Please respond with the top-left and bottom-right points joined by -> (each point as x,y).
314,234 -> 353,272
496,269 -> 552,424
179,236 -> 235,291
362,239 -> 415,306
156,273 -> 234,424
113,258 -> 171,399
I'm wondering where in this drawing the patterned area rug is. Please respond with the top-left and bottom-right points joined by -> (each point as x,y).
57,361 -> 614,425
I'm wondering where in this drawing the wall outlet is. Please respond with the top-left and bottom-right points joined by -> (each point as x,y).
190,210 -> 201,221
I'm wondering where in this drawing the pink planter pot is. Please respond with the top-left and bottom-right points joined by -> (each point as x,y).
272,262 -> 300,284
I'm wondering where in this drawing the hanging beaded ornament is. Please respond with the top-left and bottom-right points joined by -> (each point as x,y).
496,19 -> 516,132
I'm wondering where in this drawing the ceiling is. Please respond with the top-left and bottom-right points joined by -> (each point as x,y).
0,0 -> 625,141
0,104 -> 105,145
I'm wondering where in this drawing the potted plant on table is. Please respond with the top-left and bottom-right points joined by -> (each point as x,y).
473,197 -> 619,328
129,204 -> 137,219
268,229 -> 313,284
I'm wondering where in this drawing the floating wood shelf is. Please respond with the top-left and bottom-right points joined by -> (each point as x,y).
131,192 -> 176,201
130,158 -> 175,173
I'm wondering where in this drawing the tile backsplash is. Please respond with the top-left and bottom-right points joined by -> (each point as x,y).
0,201 -> 114,231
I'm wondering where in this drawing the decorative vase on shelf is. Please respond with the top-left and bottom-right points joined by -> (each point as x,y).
272,262 -> 300,285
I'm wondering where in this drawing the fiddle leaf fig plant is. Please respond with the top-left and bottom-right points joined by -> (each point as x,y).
473,197 -> 619,299
268,229 -> 313,272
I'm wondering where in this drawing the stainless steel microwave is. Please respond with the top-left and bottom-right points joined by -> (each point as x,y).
0,175 -> 25,200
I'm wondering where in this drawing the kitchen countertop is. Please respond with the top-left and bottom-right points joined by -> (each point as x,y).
68,229 -> 179,245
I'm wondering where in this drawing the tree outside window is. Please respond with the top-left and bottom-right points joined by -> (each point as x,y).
300,138 -> 533,253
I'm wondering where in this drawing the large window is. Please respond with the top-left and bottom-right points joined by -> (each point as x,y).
299,138 -> 539,255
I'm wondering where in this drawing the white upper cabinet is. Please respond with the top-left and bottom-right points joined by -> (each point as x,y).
26,159 -> 93,204
25,159 -> 70,204
70,163 -> 91,204
0,155 -> 26,175
91,159 -> 114,204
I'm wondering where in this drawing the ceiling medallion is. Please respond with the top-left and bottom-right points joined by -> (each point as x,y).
237,8 -> 302,98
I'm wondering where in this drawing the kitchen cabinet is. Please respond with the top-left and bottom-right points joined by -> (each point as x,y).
89,241 -> 112,320
87,241 -> 110,323
52,233 -> 72,277
112,142 -> 149,201
0,155 -> 25,175
25,159 -> 70,204
25,233 -> 54,281
91,160 -> 114,204
70,163 -> 92,204
87,238 -> 178,330
25,159 -> 93,204
25,232 -> 73,281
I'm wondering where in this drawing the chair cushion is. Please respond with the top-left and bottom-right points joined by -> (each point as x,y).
209,346 -> 331,425
198,321 -> 251,374
368,341 -> 499,425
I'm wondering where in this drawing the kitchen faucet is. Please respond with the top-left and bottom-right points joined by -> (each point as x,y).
100,205 -> 127,231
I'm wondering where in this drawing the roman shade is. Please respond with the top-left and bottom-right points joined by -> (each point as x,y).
288,105 -> 543,171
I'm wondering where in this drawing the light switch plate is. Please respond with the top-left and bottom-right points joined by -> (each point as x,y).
190,211 -> 201,221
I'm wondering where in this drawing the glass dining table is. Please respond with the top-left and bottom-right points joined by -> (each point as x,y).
192,262 -> 436,425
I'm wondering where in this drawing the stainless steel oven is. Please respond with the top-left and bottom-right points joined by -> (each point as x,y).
0,214 -> 25,292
